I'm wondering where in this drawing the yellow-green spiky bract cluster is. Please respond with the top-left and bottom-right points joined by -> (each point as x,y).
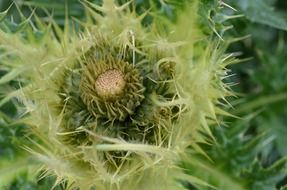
0,0 -> 239,189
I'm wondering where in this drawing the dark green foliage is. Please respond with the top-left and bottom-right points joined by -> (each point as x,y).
182,114 -> 287,190
180,0 -> 287,189
226,0 -> 287,159
226,0 -> 287,31
0,116 -> 25,159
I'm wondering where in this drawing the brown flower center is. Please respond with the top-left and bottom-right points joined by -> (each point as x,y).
95,69 -> 126,98
80,59 -> 145,121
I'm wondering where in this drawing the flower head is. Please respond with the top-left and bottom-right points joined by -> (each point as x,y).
79,56 -> 145,121
0,0 -> 237,189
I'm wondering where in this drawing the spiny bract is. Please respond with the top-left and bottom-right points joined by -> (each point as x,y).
0,0 -> 237,189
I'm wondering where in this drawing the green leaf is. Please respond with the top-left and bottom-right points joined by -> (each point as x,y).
234,0 -> 287,30
232,93 -> 287,115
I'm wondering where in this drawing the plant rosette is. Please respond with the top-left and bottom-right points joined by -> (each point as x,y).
0,0 -> 236,189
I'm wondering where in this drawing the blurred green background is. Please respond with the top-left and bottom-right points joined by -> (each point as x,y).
0,0 -> 287,189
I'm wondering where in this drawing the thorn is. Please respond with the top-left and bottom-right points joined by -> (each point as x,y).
128,30 -> 136,66
220,1 -> 237,12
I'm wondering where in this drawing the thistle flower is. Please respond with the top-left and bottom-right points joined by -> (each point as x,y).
0,0 -> 237,189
